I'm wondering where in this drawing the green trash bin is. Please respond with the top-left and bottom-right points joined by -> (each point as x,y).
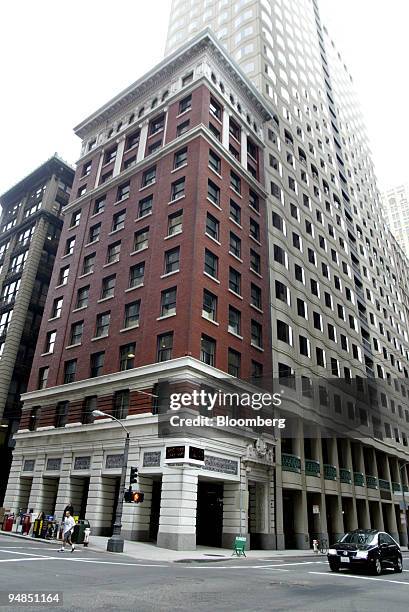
72,519 -> 90,544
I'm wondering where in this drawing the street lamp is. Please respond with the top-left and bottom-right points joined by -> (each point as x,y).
399,461 -> 409,546
92,409 -> 130,553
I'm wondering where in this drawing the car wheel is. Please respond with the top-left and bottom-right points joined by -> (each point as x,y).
394,557 -> 403,573
373,558 -> 382,576
329,563 -> 340,572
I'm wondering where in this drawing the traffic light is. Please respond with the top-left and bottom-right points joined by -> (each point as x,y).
130,466 -> 138,484
124,488 -> 132,503
131,491 -> 144,504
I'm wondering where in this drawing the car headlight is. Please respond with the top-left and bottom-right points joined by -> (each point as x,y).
355,550 -> 368,559
328,548 -> 337,556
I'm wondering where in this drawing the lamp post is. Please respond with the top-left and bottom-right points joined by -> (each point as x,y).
92,409 -> 130,553
399,461 -> 409,546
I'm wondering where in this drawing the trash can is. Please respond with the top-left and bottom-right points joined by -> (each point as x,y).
72,519 -> 90,544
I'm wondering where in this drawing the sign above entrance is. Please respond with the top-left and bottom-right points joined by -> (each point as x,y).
164,445 -> 205,466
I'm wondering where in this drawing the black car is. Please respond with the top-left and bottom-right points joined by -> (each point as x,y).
327,529 -> 402,575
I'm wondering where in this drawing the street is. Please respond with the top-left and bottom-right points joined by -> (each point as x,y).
1,535 -> 409,611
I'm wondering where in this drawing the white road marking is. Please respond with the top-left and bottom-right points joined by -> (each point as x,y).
0,549 -> 57,558
309,571 -> 409,586
189,561 -> 325,570
0,557 -> 58,563
64,559 -> 169,567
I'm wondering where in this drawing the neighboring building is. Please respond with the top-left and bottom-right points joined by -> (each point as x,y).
0,156 -> 74,504
165,0 -> 409,548
3,32 -> 279,550
382,184 -> 409,258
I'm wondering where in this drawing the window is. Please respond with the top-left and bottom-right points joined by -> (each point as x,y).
182,71 -> 193,86
171,177 -> 185,201
274,244 -> 286,266
250,218 -> 260,242
119,344 -> 136,371
58,266 -> 69,286
82,161 -> 91,177
138,195 -> 153,218
129,262 -> 145,288
90,352 -> 105,378
206,213 -> 220,241
126,130 -> 140,150
208,179 -> 220,205
230,200 -> 241,224
93,196 -> 105,215
134,227 -> 149,252
210,97 -> 222,120
174,147 -> 187,169
76,285 -> 89,309
229,118 -> 241,140
142,166 -> 156,187
228,306 -> 241,335
230,232 -> 241,258
316,347 -> 326,367
64,360 -> 77,384
209,122 -> 221,141
275,280 -> 287,304
38,366 -> 49,389
167,210 -> 183,236
82,253 -> 95,274
0,310 -> 12,336
104,147 -> 117,165
277,320 -> 291,344
272,212 -> 284,232
229,267 -> 241,295
113,390 -> 130,419
164,247 -> 180,274
251,284 -> 262,309
28,406 -> 40,431
201,334 -> 216,366
106,241 -> 121,264
82,396 -> 97,424
299,335 -> 310,357
101,275 -> 116,299
157,332 -> 173,362
124,301 -> 140,328
250,249 -> 261,274
77,185 -> 87,197
88,223 -> 101,243
112,210 -> 126,232
230,171 -> 241,194
70,321 -> 84,345
209,150 -> 221,174
228,348 -> 241,377
279,363 -> 295,389
203,290 -> 217,321
204,249 -> 218,279
51,297 -> 63,318
55,402 -> 69,428
251,320 -> 262,348
179,95 -> 192,114
160,287 -> 177,317
95,312 -> 111,337
249,190 -> 259,211
70,210 -> 81,227
251,361 -> 263,379
176,120 -> 190,136
149,114 -> 165,135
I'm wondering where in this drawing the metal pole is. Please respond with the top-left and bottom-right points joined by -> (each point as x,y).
400,462 -> 409,547
107,431 -> 130,553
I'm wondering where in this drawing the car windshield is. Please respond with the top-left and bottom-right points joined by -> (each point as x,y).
341,532 -> 377,545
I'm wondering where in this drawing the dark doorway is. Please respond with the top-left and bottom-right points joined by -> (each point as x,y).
149,480 -> 161,541
282,490 -> 296,548
79,478 -> 90,520
196,481 -> 223,547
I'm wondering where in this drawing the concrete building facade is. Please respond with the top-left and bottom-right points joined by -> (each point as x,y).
0,157 -> 73,503
382,184 -> 409,259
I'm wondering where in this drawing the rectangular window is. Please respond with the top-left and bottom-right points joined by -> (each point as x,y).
104,147 -> 117,164
251,284 -> 262,309
207,179 -> 220,205
82,161 -> 91,177
228,348 -> 241,377
250,249 -> 261,274
204,249 -> 218,279
38,366 -> 49,389
93,196 -> 106,215
230,171 -> 241,194
82,396 -> 97,424
90,352 -> 105,378
210,97 -> 222,120
64,359 -> 77,384
160,287 -> 177,317
117,182 -> 130,201
157,332 -> 173,362
112,210 -> 126,232
176,120 -> 190,136
249,190 -> 259,211
51,297 -> 63,318
251,320 -> 262,348
138,195 -> 153,218
76,285 -> 89,309
142,166 -> 156,187
250,218 -> 260,242
124,155 -> 136,170
179,95 -> 192,114
101,275 -> 116,299
126,130 -> 140,150
230,200 -> 241,224
200,334 -> 216,366
171,177 -> 185,201
134,227 -> 149,252
164,247 -> 180,274
113,390 -> 130,419
229,118 -> 241,140
209,149 -> 221,174
206,213 -> 219,241
208,122 -> 221,141
58,266 -> 69,285
167,210 -> 183,236
106,241 -> 121,264
89,223 -> 101,243
70,321 -> 84,345
229,267 -> 241,295
55,402 -> 69,428
119,344 -> 136,371
70,210 -> 81,227
229,232 -> 241,258
174,147 -> 187,169
149,114 -> 165,135
95,312 -> 111,337
202,289 -> 217,321
129,262 -> 145,288
228,306 -> 241,335
124,301 -> 140,328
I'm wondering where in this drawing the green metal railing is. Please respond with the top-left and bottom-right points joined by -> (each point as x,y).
392,482 -> 401,493
340,468 -> 352,484
281,453 -> 301,474
354,472 -> 365,486
324,464 -> 337,481
366,475 -> 378,489
378,479 -> 390,491
305,459 -> 320,477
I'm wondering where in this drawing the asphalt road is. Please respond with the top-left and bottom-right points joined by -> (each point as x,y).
1,535 -> 409,612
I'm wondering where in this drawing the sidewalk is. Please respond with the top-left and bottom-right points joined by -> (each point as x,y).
1,530 -> 408,563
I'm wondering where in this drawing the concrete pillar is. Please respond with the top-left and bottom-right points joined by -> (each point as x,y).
293,488 -> 309,549
157,467 -> 198,550
240,130 -> 248,167
136,121 -> 149,163
27,454 -> 47,515
94,151 -> 105,188
331,495 -> 344,542
113,137 -> 126,177
222,480 -> 241,548
3,453 -> 24,512
384,502 -> 399,542
122,475 -> 152,542
54,452 -> 73,521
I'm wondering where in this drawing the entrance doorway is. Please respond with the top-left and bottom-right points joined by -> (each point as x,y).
99,476 -> 120,536
149,480 -> 161,541
70,477 -> 90,520
17,478 -> 33,513
42,477 -> 59,516
282,489 -> 297,548
196,481 -> 223,547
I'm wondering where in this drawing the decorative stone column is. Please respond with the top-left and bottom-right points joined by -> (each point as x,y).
136,121 -> 149,163
157,467 -> 198,550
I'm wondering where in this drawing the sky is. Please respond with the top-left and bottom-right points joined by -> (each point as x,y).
0,1 -> 407,195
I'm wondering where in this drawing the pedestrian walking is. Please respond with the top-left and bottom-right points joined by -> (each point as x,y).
62,501 -> 74,521
59,511 -> 76,553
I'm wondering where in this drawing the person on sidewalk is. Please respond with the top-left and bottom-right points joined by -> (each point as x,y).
59,511 -> 76,553
62,501 -> 74,521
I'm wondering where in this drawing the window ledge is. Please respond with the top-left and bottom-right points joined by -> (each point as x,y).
209,167 -> 223,180
40,352 -> 53,357
120,324 -> 139,333
203,271 -> 220,284
250,269 -> 262,278
228,330 -> 243,340
249,204 -> 260,216
201,315 -> 219,326
135,211 -> 153,222
228,289 -> 243,300
230,187 -> 242,199
125,283 -> 144,293
250,304 -> 263,314
65,343 -> 82,350
229,252 -> 243,263
206,234 -> 221,246
78,272 -> 93,279
230,218 -> 242,230
73,306 -> 88,313
206,197 -> 222,211
55,283 -> 67,290
139,180 -> 156,192
90,211 -> 104,219
168,194 -> 185,205
250,236 -> 262,246
157,313 -> 177,321
61,253 -> 72,260
176,108 -> 191,119
98,296 -> 114,303
114,194 -> 130,206
48,316 -> 60,322
171,162 -> 188,174
109,228 -> 124,237
91,335 -> 109,342
160,270 -> 180,279
103,260 -> 120,268
251,342 -> 264,352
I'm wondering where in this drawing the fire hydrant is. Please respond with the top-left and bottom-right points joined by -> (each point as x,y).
313,539 -> 319,554
84,527 -> 91,547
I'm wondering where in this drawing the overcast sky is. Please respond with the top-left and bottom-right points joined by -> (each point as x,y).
0,1 -> 407,195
